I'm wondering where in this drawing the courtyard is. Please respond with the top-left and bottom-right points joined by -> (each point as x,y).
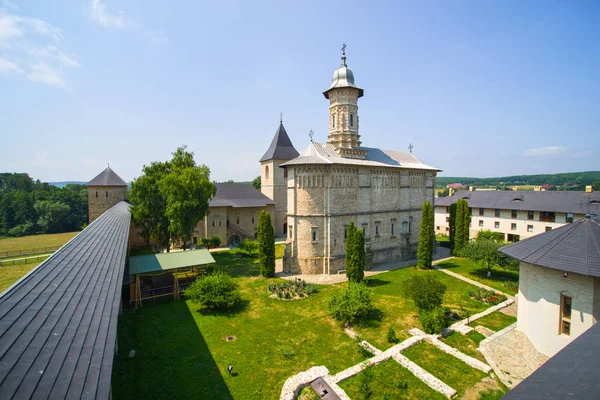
112,249 -> 518,399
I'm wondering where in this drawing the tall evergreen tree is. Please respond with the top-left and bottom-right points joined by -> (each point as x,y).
257,210 -> 275,277
417,201 -> 434,269
345,221 -> 365,283
448,203 -> 457,249
453,199 -> 470,255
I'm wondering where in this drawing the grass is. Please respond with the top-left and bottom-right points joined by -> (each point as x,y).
355,268 -> 491,350
338,360 -> 446,400
471,311 -> 516,332
297,386 -> 319,400
402,342 -> 487,397
0,231 -> 79,256
0,260 -> 41,293
436,258 -> 519,296
275,243 -> 284,259
441,331 -> 487,362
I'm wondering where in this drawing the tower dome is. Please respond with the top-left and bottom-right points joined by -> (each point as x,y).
323,45 -> 364,99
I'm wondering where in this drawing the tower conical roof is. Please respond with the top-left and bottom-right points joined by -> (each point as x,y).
259,122 -> 299,162
323,47 -> 363,99
87,166 -> 127,187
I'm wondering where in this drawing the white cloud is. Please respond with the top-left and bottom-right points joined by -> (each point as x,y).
0,11 -> 78,88
89,0 -> 137,30
521,146 -> 568,156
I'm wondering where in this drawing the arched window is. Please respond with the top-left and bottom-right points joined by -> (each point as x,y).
95,191 -> 98,198
265,165 -> 270,181
252,217 -> 255,224
332,115 -> 336,128
350,114 -> 354,127
212,221 -> 215,227
105,191 -> 108,198
283,168 -> 288,178
237,217 -> 240,225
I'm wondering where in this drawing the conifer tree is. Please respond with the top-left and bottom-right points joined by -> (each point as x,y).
257,210 -> 275,277
417,201 -> 434,268
453,199 -> 470,255
448,203 -> 457,249
345,221 -> 365,283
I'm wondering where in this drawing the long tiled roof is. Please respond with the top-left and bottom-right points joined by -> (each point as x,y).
500,215 -> 600,277
435,190 -> 600,214
87,166 -> 127,187
209,183 -> 275,208
280,142 -> 439,171
0,201 -> 131,399
259,122 -> 299,162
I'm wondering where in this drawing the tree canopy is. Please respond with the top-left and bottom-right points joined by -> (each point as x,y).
251,176 -> 261,191
464,239 -> 519,277
129,146 -> 216,251
453,199 -> 470,255
417,201 -> 434,269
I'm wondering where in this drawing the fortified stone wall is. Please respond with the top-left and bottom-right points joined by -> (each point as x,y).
88,186 -> 127,223
261,159 -> 288,236
193,205 -> 275,245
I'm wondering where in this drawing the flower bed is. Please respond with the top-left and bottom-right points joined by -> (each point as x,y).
468,288 -> 506,305
268,279 -> 318,300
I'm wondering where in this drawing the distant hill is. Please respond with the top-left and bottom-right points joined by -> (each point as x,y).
49,181 -> 87,188
436,171 -> 600,188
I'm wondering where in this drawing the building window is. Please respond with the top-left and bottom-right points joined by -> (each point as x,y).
95,191 -> 98,198
212,221 -> 215,227
333,115 -> 335,128
566,213 -> 574,223
236,217 -> 240,225
446,217 -> 450,223
350,114 -> 354,127
540,211 -> 556,223
546,226 -> 552,232
344,228 -> 348,239
511,223 -> 517,230
436,226 -> 440,231
479,220 -> 484,227
265,165 -> 269,181
219,221 -> 222,227
527,210 -> 534,220
495,209 -> 501,218
560,295 -> 572,336
445,227 -> 449,232
446,206 -> 449,213
375,225 -> 380,237
527,225 -> 533,232
311,228 -> 318,242
402,221 -> 409,233
495,221 -> 500,228
289,226 -> 293,238
284,168 -> 288,178
511,210 -> 517,219
479,208 -> 484,216
391,223 -> 395,236
105,191 -> 108,198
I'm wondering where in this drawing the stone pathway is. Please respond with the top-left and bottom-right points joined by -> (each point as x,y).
475,325 -> 496,337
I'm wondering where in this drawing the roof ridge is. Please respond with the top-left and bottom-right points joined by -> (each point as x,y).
528,219 -> 585,267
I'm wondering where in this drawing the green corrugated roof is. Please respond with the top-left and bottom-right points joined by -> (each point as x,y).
129,249 -> 215,275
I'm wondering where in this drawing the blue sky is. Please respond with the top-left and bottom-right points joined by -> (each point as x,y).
1,0 -> 598,183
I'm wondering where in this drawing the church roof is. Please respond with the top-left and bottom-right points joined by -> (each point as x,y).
259,122 -> 299,162
209,183 -> 275,208
500,215 -> 600,278
280,142 -> 439,171
87,166 -> 127,187
323,48 -> 364,99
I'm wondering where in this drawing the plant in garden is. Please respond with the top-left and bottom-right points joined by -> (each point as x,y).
453,199 -> 470,255
358,362 -> 374,400
420,307 -> 449,334
387,326 -> 399,344
209,235 -> 221,248
239,238 -> 258,255
475,230 -> 505,243
257,210 -> 275,277
345,221 -> 365,283
449,203 -> 457,250
267,279 -> 317,299
463,239 -> 519,277
328,283 -> 374,324
184,271 -> 240,310
468,288 -> 506,305
417,201 -> 434,269
401,275 -> 447,311
200,237 -> 210,248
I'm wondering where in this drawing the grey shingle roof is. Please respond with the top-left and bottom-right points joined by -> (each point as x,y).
435,190 -> 600,215
0,201 -> 131,399
259,123 -> 299,162
499,215 -> 600,278
503,320 -> 600,399
209,183 -> 275,208
87,166 -> 127,187
280,142 -> 439,171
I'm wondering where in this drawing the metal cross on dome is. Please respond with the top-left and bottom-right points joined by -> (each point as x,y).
341,43 -> 346,55
408,143 -> 414,153
309,129 -> 314,142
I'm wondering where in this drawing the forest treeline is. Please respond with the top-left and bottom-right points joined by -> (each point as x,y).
436,171 -> 600,188
0,173 -> 87,237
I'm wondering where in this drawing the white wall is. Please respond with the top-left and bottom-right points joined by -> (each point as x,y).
517,262 -> 598,357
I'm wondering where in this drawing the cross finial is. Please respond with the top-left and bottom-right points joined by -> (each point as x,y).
309,129 -> 314,142
408,143 -> 413,153
108,161 -> 110,167
280,111 -> 283,123
341,43 -> 346,55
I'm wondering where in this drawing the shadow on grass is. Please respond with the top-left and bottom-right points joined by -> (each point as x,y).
440,262 -> 519,282
365,278 -> 390,287
190,299 -> 250,318
112,300 -> 234,400
212,250 -> 260,278
355,308 -> 384,329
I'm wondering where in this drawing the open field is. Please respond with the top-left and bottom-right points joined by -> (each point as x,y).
113,251 -> 510,399
0,231 -> 79,257
0,260 -> 41,293
436,258 -> 519,296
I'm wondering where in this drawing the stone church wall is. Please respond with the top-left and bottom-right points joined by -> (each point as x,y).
87,186 -> 127,223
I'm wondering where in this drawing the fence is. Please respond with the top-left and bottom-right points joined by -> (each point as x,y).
0,254 -> 50,267
0,246 -> 60,259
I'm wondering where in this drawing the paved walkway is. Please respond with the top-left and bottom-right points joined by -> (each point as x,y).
275,247 -> 451,284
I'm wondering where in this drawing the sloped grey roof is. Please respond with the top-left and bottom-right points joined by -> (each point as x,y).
259,123 -> 299,162
500,215 -> 600,277
87,166 -> 127,187
435,190 -> 600,215
210,183 -> 275,208
0,201 -> 131,399
323,54 -> 364,99
280,142 -> 439,171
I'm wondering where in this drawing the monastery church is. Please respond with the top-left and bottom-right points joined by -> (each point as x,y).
87,47 -> 439,275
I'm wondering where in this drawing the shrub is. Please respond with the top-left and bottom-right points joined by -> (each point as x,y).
396,380 -> 409,390
475,230 -> 505,243
267,279 -> 318,300
401,275 -> 447,311
184,271 -> 240,309
468,288 -> 506,305
328,283 -> 374,324
387,326 -> 399,344
209,235 -> 221,248
420,307 -> 449,334
239,238 -> 258,255
200,237 -> 211,248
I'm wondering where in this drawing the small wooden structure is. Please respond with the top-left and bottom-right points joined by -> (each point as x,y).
129,249 -> 216,308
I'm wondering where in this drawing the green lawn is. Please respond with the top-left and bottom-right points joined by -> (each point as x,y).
472,311 -> 516,332
0,260 -> 41,293
402,342 -> 488,397
275,243 -> 284,259
355,268 -> 491,350
0,231 -> 79,256
436,258 -> 519,295
339,360 -> 446,400
441,331 -> 487,362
